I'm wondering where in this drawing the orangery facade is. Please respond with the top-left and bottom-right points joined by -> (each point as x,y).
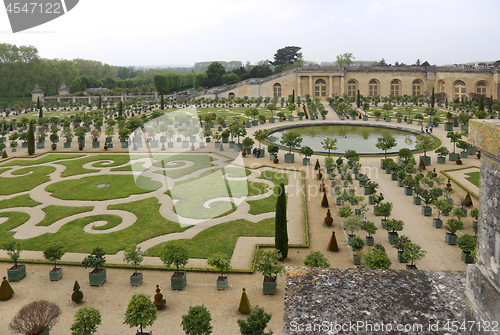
210,66 -> 500,101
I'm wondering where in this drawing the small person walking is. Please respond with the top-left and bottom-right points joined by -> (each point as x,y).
429,125 -> 433,133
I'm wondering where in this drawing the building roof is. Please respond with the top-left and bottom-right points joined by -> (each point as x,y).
31,85 -> 44,94
283,267 -> 466,334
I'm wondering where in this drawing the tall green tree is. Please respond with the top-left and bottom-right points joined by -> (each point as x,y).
160,94 -> 165,110
275,183 -> 288,260
430,87 -> 435,108
205,62 -> 226,81
270,46 -> 302,67
334,53 -> 355,67
375,134 -> 397,159
27,119 -> 35,155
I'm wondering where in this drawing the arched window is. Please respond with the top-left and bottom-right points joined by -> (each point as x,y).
369,79 -> 378,97
347,80 -> 357,97
476,82 -> 486,96
454,81 -> 466,99
390,80 -> 400,97
315,79 -> 326,97
273,83 -> 282,97
437,80 -> 445,93
412,80 -> 422,97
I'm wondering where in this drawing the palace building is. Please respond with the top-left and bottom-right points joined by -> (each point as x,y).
204,66 -> 500,101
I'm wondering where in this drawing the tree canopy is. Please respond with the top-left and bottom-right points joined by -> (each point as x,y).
270,46 -> 302,67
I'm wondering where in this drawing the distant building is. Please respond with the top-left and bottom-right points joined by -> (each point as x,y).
82,87 -> 109,93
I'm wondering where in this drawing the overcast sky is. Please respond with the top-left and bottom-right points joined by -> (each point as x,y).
1,0 -> 499,67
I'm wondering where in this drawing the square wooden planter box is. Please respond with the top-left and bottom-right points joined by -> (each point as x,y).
422,206 -> 432,216
398,251 -> 407,263
8,264 -> 26,282
284,154 -> 294,163
262,276 -> 277,295
171,271 -> 187,290
445,232 -> 458,245
130,272 -> 143,286
413,196 -> 421,205
432,218 -> 443,228
50,267 -> 63,281
216,276 -> 228,291
89,268 -> 106,287
461,251 -> 474,264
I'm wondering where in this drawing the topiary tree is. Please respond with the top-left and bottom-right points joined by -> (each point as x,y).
385,218 -> 404,234
303,251 -> 330,268
416,134 -> 432,157
280,130 -> 302,155
237,306 -> 273,335
435,146 -> 449,158
124,293 -> 157,335
445,218 -> 464,236
343,215 -> 362,237
238,288 -> 251,314
375,202 -> 393,221
321,137 -> 338,156
321,192 -> 329,208
160,244 -> 189,275
70,306 -> 101,335
10,300 -> 61,335
181,305 -> 213,335
446,131 -> 462,154
361,247 -> 391,269
275,183 -> 288,260
457,234 -> 477,255
43,244 -> 65,271
71,281 -> 83,303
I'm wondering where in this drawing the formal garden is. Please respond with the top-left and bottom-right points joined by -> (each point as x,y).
0,91 -> 486,334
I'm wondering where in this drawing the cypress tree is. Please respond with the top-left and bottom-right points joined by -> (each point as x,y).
479,96 -> 484,111
161,94 -> 165,110
430,87 -> 435,108
27,119 -> 35,155
292,90 -> 295,104
118,100 -> 123,117
37,97 -> 42,118
98,95 -> 102,109
275,183 -> 288,260
356,90 -> 361,108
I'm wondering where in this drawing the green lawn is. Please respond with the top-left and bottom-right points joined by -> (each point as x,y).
0,166 -> 56,195
248,170 -> 289,215
465,171 -> 480,187
0,197 -> 189,254
36,205 -> 94,226
2,154 -> 85,167
54,155 -> 134,177
144,218 -> 274,259
45,174 -> 162,201
0,194 -> 41,210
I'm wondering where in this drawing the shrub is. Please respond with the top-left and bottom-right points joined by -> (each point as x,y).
457,234 -> 476,254
303,251 -> 330,268
238,288 -> 251,314
339,204 -> 353,217
160,244 -> 189,274
181,305 -> 213,335
254,249 -> 285,279
207,253 -> 232,278
350,236 -> 365,254
0,276 -> 14,301
71,306 -> 101,335
10,300 -> 61,335
362,248 -> 391,269
402,242 -> 427,266
237,306 -> 272,335
82,247 -> 106,272
43,244 -> 65,270
153,285 -> 166,310
275,183 -> 288,259
445,218 -> 464,235
71,281 -> 84,303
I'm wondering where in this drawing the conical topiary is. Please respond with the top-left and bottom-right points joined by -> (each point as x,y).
418,158 -> 426,170
328,231 -> 339,252
314,159 -> 320,170
324,209 -> 333,226
71,281 -> 83,303
153,285 -> 166,310
0,277 -> 14,300
238,288 -> 251,314
464,192 -> 473,207
2,150 -> 7,158
321,193 -> 329,208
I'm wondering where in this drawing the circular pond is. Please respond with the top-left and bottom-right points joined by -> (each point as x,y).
269,123 -> 420,154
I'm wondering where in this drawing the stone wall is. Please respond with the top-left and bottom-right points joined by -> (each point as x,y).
467,119 -> 500,334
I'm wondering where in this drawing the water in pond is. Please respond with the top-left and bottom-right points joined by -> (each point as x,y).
270,125 -> 418,154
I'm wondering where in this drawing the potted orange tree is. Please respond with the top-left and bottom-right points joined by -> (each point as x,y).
3,242 -> 25,282
207,253 -> 232,291
160,244 -> 189,290
402,242 -> 427,270
82,247 -> 107,287
123,245 -> 144,286
43,244 -> 65,281
254,249 -> 285,295
457,234 -> 476,264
